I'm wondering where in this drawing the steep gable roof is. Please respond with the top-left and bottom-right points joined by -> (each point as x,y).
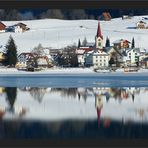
96,20 -> 103,39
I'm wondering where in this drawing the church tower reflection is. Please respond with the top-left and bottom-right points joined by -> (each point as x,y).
95,94 -> 103,128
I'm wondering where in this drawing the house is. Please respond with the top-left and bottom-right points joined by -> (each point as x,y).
6,22 -> 30,33
84,50 -> 109,68
0,22 -> 6,32
113,39 -> 131,49
16,52 -> 36,68
76,47 -> 93,66
136,21 -> 148,29
36,56 -> 51,68
92,50 -> 109,69
123,48 -> 140,65
141,57 -> 148,68
100,12 -> 112,21
14,22 -> 30,32
0,52 -> 5,62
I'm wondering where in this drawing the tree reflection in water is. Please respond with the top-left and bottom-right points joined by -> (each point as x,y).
29,88 -> 47,103
5,87 -> 17,113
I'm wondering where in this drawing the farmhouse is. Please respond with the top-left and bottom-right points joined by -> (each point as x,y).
36,56 -> 53,68
14,22 -> 30,33
16,52 -> 36,68
6,22 -> 30,33
136,21 -> 148,29
100,12 -> 112,21
113,39 -> 130,49
0,22 -> 6,32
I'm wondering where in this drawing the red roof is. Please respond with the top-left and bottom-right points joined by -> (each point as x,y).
78,47 -> 93,52
96,19 -> 103,39
0,22 -> 6,30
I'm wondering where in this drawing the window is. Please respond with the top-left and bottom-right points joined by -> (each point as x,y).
96,56 -> 98,58
129,53 -> 131,55
98,42 -> 101,47
104,59 -> 106,62
100,56 -> 102,58
100,60 -> 102,62
129,56 -> 131,58
135,53 -> 137,55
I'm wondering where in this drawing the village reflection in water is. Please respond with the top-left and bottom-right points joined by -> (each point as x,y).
0,86 -> 148,138
0,87 -> 147,122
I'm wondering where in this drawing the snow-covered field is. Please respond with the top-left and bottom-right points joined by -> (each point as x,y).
0,16 -> 148,54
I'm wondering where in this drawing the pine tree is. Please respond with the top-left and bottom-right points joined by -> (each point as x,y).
5,35 -> 17,67
131,37 -> 135,49
105,36 -> 110,47
78,39 -> 81,48
82,37 -> 87,46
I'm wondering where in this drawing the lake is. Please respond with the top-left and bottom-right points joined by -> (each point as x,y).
0,76 -> 148,139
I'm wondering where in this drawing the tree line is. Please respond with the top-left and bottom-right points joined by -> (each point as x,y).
1,9 -> 148,21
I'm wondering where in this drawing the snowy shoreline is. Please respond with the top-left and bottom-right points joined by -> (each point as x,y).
0,67 -> 148,77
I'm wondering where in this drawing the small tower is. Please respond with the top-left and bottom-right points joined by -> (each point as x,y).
95,20 -> 103,50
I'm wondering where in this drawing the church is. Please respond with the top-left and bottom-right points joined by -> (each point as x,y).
76,19 -> 109,68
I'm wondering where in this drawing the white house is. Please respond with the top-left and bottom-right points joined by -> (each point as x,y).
92,50 -> 109,69
76,49 -> 85,66
123,48 -> 140,65
76,47 -> 93,66
136,21 -> 148,29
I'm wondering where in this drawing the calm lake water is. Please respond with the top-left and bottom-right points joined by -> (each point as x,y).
0,78 -> 148,139
0,76 -> 148,139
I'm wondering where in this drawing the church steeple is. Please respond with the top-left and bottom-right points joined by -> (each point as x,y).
97,21 -> 103,39
95,19 -> 103,50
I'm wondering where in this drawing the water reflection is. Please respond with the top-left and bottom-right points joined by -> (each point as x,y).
0,87 -> 148,138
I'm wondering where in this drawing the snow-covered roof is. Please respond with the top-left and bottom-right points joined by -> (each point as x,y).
93,50 -> 109,56
113,39 -> 130,44
126,48 -> 140,54
76,49 -> 85,54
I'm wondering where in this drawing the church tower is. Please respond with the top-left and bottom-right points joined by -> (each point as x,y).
95,20 -> 103,50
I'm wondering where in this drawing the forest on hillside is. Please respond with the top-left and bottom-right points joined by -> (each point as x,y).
0,9 -> 148,21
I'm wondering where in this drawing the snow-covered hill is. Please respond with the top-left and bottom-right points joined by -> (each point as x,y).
0,15 -> 148,53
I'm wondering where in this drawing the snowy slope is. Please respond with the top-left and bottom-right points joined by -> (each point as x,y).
0,16 -> 148,54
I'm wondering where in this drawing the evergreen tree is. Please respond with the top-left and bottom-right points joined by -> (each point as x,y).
131,37 -> 135,49
105,36 -> 110,47
5,36 -> 17,67
109,57 -> 115,66
82,37 -> 87,46
78,39 -> 81,48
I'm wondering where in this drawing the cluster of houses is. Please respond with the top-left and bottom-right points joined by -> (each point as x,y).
15,48 -> 57,70
76,19 -> 148,71
0,21 -> 30,33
